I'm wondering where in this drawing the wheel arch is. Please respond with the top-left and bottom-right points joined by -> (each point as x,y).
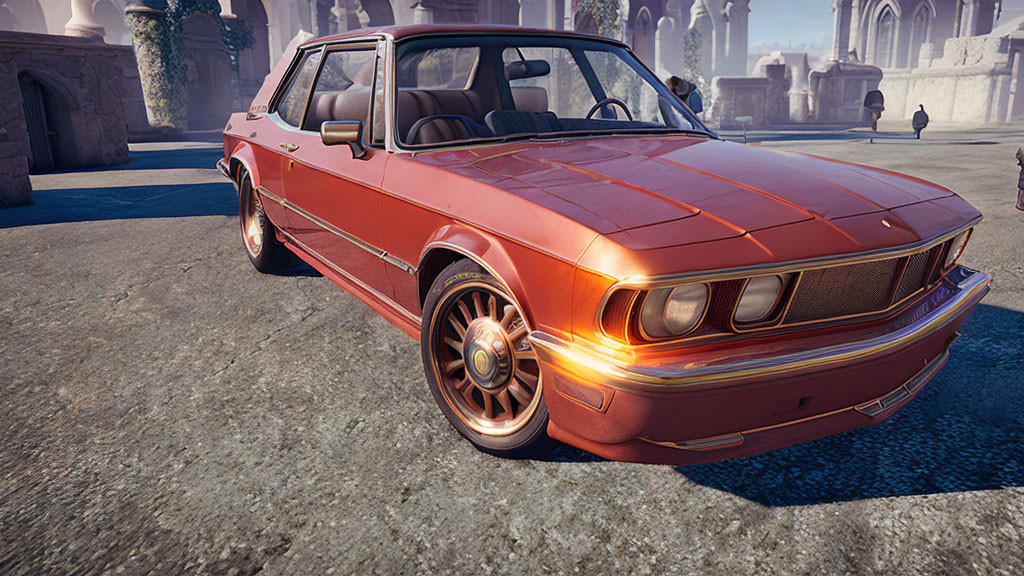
228,142 -> 259,188
417,225 -> 534,330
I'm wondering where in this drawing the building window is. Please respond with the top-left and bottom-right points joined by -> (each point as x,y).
875,7 -> 897,68
909,4 -> 932,68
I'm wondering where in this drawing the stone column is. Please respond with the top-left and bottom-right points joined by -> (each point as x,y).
65,0 -> 106,39
125,0 -> 187,129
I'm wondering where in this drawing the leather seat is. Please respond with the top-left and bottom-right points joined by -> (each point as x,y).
304,88 -> 371,131
485,110 -> 560,136
397,89 -> 487,144
510,86 -> 548,113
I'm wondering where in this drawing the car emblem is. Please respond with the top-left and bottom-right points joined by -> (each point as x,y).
473,349 -> 490,374
882,219 -> 892,228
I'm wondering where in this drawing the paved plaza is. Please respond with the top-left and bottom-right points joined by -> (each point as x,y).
1,124 -> 1023,575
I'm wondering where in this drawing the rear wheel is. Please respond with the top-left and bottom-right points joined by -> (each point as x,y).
238,172 -> 290,273
421,259 -> 548,456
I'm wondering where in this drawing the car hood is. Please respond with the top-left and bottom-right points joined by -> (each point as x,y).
411,134 -> 978,253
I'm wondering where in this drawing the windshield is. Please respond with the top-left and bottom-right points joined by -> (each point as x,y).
394,35 -> 709,148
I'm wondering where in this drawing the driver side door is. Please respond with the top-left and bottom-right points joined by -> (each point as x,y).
279,42 -> 395,299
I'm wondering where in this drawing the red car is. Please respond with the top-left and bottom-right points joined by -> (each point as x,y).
218,25 -> 989,465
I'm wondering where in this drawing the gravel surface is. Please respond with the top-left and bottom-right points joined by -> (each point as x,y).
1,126 -> 1022,575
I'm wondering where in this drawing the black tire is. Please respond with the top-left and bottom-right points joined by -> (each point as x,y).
421,259 -> 548,457
238,172 -> 291,273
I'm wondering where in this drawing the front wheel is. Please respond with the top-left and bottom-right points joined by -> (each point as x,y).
238,172 -> 290,273
421,259 -> 548,456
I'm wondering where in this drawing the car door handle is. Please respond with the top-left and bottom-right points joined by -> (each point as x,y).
279,142 -> 299,152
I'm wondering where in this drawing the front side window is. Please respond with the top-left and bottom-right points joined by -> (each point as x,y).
276,49 -> 322,127
303,47 -> 376,132
393,35 -> 708,148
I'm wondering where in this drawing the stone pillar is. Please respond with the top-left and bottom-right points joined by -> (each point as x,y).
0,57 -> 32,208
723,0 -> 749,77
125,0 -> 186,129
655,16 -> 679,76
65,0 -> 106,39
764,62 -> 789,124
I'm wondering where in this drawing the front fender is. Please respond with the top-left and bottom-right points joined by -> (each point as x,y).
419,224 -> 532,327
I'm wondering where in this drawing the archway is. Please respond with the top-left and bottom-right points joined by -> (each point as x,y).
908,2 -> 932,68
874,5 -> 897,68
232,0 -> 270,102
631,5 -> 654,66
0,0 -> 46,32
18,73 -> 77,172
93,0 -> 131,44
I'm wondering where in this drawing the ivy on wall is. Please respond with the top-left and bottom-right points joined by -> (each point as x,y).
575,0 -> 621,38
126,0 -> 253,129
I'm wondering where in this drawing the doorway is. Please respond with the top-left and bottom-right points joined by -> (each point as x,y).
19,73 -> 55,173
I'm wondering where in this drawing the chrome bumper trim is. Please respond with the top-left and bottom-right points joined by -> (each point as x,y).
529,269 -> 989,393
216,158 -> 231,179
639,350 -> 950,451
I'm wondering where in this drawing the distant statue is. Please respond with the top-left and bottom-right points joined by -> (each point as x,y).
912,105 -> 929,139
1016,147 -> 1024,211
863,90 -> 885,131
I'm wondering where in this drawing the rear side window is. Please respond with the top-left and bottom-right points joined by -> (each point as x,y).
302,47 -> 376,131
397,46 -> 479,89
276,49 -> 322,127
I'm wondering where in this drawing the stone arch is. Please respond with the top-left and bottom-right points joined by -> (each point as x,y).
631,5 -> 655,65
92,0 -> 130,43
868,1 -> 900,68
0,0 -> 47,32
231,0 -> 270,101
182,11 -> 235,129
17,71 -> 80,171
907,0 -> 933,67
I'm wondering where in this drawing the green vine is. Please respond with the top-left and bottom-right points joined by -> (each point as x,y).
575,0 -> 621,38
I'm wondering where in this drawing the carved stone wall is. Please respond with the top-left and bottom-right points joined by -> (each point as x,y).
0,31 -> 134,207
710,76 -> 767,128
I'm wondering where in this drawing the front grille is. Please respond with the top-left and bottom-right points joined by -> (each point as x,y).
780,242 -> 950,326
784,258 -> 901,323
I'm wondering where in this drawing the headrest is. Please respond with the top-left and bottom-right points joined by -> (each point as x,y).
511,86 -> 548,113
505,59 -> 550,81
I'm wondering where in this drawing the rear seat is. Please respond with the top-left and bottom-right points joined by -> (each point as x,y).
304,88 -> 371,132
398,89 -> 488,144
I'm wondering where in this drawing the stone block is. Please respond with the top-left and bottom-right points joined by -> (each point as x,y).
0,155 -> 31,208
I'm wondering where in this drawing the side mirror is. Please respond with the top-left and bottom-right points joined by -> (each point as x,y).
321,120 -> 368,159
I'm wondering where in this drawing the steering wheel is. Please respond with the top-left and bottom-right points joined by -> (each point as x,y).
406,114 -> 480,144
586,98 -> 633,121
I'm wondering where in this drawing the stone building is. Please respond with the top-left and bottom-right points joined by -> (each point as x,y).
830,0 -> 1024,123
0,31 -> 144,207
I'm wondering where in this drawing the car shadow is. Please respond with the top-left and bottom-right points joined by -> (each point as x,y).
675,303 -> 1024,506
0,182 -> 237,229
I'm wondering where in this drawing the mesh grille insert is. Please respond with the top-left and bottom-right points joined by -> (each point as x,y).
784,258 -> 900,323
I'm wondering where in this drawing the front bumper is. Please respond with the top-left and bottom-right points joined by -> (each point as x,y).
528,267 -> 990,465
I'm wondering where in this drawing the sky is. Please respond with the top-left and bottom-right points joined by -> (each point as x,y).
748,0 -> 1024,50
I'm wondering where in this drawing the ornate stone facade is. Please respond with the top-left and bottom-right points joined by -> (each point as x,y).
830,0 -> 1024,123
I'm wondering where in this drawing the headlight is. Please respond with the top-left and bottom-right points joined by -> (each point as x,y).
734,275 -> 787,324
944,230 -> 970,269
640,284 -> 708,338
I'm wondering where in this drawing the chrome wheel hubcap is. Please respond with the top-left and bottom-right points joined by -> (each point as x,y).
433,283 -> 542,435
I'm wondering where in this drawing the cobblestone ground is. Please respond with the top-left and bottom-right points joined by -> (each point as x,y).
1,127 -> 1022,575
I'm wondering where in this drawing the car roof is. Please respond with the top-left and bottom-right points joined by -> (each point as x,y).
301,24 -> 627,48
